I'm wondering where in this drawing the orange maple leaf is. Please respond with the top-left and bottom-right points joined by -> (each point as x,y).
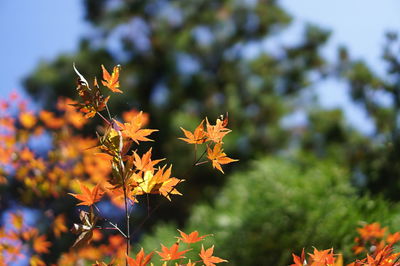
33,234 -> 52,254
308,248 -> 335,266
156,243 -> 190,261
131,148 -> 165,172
30,255 -> 46,266
177,230 -> 210,244
19,111 -> 37,129
387,232 -> 400,244
114,112 -> 158,144
205,117 -> 231,143
9,212 -> 23,231
126,248 -> 153,266
68,181 -> 104,206
53,214 -> 68,238
199,245 -> 227,266
154,165 -> 183,200
179,120 -> 207,144
290,248 -> 306,266
39,110 -> 65,129
357,222 -> 387,240
207,143 -> 238,174
101,64 -> 122,93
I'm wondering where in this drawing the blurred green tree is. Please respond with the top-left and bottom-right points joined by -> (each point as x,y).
140,156 -> 400,265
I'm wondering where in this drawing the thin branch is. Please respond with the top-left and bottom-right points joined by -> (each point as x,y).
96,111 -> 111,125
93,204 -> 127,238
105,103 -> 113,121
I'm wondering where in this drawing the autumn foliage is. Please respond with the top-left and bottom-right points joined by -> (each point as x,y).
2,63 -> 399,266
0,64 -> 233,265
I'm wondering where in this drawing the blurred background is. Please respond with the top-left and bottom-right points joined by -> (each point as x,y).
2,0 -> 400,265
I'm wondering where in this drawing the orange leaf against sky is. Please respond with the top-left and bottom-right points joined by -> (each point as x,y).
156,243 -> 190,261
114,112 -> 158,144
126,248 -> 153,266
177,230 -> 210,244
10,212 -> 23,231
19,111 -> 36,129
207,143 -> 238,174
68,181 -> 104,206
179,120 -> 207,144
101,64 -> 122,93
199,245 -> 227,266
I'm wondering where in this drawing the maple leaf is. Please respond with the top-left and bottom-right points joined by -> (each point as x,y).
53,214 -> 68,238
9,212 -> 23,231
205,117 -> 231,143
177,230 -> 211,244
156,243 -> 190,261
123,109 -> 150,126
71,209 -> 98,249
357,222 -> 387,240
179,120 -> 207,144
138,170 -> 158,194
30,255 -> 46,266
101,64 -> 122,93
73,64 -> 111,117
186,260 -> 197,266
367,245 -> 400,266
130,148 -> 165,172
387,232 -> 400,244
32,233 -> 52,254
290,248 -> 306,266
207,143 -> 238,174
126,248 -> 153,266
19,111 -> 37,129
114,112 -> 158,144
154,165 -> 183,200
308,248 -> 335,266
39,110 -> 65,129
199,245 -> 227,266
68,181 -> 104,206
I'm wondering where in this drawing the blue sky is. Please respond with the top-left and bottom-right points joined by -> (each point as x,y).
0,0 -> 399,132
0,0 -> 85,96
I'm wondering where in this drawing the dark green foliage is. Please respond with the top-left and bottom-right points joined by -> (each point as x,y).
140,157 -> 400,265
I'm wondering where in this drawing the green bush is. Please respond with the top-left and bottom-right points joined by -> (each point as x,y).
141,157 -> 400,265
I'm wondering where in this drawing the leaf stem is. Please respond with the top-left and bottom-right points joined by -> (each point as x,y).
96,111 -> 111,125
